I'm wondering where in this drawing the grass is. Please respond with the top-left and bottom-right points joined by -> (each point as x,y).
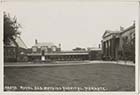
4,63 -> 135,91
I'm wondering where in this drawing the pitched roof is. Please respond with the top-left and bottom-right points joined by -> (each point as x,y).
120,24 -> 135,35
15,36 -> 27,49
103,30 -> 120,38
34,42 -> 55,48
87,47 -> 101,51
5,36 -> 27,49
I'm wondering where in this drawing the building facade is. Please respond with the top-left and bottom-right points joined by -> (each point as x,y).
27,51 -> 89,61
4,36 -> 28,62
32,39 -> 61,53
102,23 -> 135,61
28,40 -> 102,62
88,47 -> 102,60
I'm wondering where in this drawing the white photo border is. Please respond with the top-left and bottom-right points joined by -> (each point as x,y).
0,0 -> 139,95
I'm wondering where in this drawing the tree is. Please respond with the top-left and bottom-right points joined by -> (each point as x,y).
4,12 -> 21,45
122,36 -> 135,62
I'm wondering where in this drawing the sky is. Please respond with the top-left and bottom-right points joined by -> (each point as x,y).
3,1 -> 138,50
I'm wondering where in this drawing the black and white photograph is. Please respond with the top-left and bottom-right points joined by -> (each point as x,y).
2,0 -> 139,93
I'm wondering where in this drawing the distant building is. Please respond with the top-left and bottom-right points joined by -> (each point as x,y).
102,23 -> 135,61
4,36 -> 28,62
28,44 -> 102,61
87,47 -> 102,60
72,47 -> 86,52
32,39 -> 61,53
28,50 -> 89,61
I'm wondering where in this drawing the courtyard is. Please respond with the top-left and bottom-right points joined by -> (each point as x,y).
4,62 -> 135,91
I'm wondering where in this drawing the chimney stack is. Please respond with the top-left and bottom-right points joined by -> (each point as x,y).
59,43 -> 61,48
35,39 -> 38,44
98,44 -> 100,48
133,20 -> 135,26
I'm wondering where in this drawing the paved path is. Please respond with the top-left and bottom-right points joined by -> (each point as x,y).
4,61 -> 135,67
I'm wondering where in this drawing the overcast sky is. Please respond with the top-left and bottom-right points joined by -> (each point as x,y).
3,1 -> 138,50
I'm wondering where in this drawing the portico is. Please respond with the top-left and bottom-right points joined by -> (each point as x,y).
102,30 -> 120,60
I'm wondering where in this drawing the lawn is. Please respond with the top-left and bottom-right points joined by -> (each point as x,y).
4,63 -> 135,91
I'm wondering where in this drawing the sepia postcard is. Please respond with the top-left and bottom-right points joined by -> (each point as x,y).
0,0 -> 140,95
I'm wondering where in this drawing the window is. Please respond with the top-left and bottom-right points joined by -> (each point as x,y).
52,46 -> 56,52
32,46 -> 37,52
